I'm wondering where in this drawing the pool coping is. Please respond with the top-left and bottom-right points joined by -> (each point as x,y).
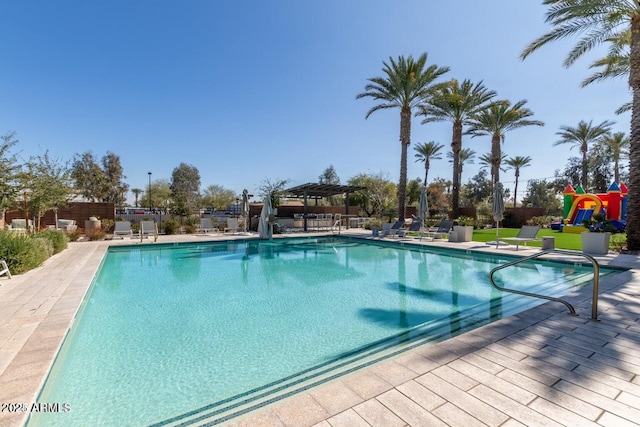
1,230 -> 639,426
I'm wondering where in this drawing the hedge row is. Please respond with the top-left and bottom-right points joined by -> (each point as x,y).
0,230 -> 69,275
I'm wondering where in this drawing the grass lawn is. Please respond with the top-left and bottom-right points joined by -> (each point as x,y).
472,228 -> 583,250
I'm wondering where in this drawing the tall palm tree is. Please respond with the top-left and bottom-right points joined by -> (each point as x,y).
447,148 -> 476,186
414,141 -> 444,186
504,156 -> 532,208
478,152 -> 508,185
357,53 -> 449,221
418,79 -> 496,218
601,131 -> 630,183
520,0 -> 640,249
131,188 -> 142,208
466,99 -> 543,185
554,119 -> 614,189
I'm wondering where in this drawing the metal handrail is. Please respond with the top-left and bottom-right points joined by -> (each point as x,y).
489,249 -> 600,320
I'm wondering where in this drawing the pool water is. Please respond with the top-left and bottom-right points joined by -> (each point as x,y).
28,237 -> 619,426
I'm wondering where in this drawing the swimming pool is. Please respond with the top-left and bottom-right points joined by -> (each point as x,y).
28,236 -> 621,426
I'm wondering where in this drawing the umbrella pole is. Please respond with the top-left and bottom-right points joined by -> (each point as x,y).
495,221 -> 499,249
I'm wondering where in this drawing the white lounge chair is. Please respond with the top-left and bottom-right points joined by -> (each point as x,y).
140,220 -> 158,242
224,218 -> 239,234
502,225 -> 541,250
113,221 -> 133,239
0,260 -> 11,279
198,218 -> 218,234
57,219 -> 77,232
8,219 -> 31,233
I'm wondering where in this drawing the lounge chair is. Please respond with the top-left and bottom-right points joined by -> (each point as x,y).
383,220 -> 405,237
502,225 -> 541,250
8,219 -> 31,233
198,218 -> 217,234
140,220 -> 158,242
398,220 -> 422,238
57,219 -> 77,232
424,219 -> 454,241
224,218 -> 239,234
113,221 -> 133,239
0,260 -> 11,279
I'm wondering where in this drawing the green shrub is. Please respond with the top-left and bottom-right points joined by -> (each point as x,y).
455,216 -> 475,227
0,232 -> 51,274
184,224 -> 196,234
162,219 -> 180,235
527,216 -> 558,228
67,229 -> 81,242
35,229 -> 69,254
610,233 -> 627,252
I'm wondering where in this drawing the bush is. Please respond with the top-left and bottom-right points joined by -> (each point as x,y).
610,233 -> 627,252
67,229 -> 81,242
455,216 -> 475,227
35,229 -> 69,254
162,219 -> 180,235
363,218 -> 382,230
184,224 -> 196,234
502,211 -> 525,228
86,227 -> 106,241
0,232 -> 52,274
527,216 -> 558,228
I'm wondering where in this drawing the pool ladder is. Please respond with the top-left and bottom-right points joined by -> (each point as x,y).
489,249 -> 600,320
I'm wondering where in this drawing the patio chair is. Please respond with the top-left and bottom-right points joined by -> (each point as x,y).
502,225 -> 541,251
113,221 -> 133,239
398,220 -> 422,238
382,220 -> 404,237
0,260 -> 11,279
140,220 -> 158,242
224,218 -> 239,234
424,219 -> 454,241
331,214 -> 342,234
8,219 -> 31,233
57,219 -> 77,232
198,218 -> 218,234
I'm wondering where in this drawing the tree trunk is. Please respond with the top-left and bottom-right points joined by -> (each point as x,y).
451,120 -> 463,218
398,107 -> 411,221
424,159 -> 429,187
581,144 -> 589,190
491,133 -> 501,186
513,170 -> 519,208
628,15 -> 640,250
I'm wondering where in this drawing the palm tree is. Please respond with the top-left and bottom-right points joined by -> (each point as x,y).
554,120 -> 614,190
357,53 -> 449,221
131,188 -> 142,208
414,141 -> 444,186
418,79 -> 496,218
447,148 -> 476,186
520,0 -> 640,249
466,99 -> 543,185
478,152 -> 508,185
601,131 -> 630,183
504,156 -> 532,208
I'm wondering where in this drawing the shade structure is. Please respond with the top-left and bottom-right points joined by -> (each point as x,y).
241,189 -> 249,232
492,182 -> 505,248
258,197 -> 272,239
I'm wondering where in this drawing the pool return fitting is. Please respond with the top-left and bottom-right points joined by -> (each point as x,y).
489,249 -> 600,320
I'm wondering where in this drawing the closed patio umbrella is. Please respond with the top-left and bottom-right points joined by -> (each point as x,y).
258,196 -> 272,239
492,182 -> 505,248
417,186 -> 428,239
241,189 -> 249,233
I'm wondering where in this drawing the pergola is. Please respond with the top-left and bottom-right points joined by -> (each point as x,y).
284,183 -> 366,231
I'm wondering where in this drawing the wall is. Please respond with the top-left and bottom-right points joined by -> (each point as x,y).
5,202 -> 115,230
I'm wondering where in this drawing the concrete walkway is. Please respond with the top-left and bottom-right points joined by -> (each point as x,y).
1,231 -> 639,426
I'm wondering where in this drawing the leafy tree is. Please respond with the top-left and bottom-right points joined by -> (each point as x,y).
554,119 -> 614,190
520,0 -> 640,248
141,179 -> 172,212
466,99 -> 543,184
318,165 -> 342,206
521,179 -> 562,216
0,132 -> 21,217
170,163 -> 201,217
406,177 -> 423,206
201,184 -> 236,211
413,141 -> 444,186
426,177 -> 452,217
347,172 -> 396,217
589,142 -> 614,192
257,177 -> 290,207
461,169 -> 492,207
418,79 -> 496,218
600,131 -> 630,183
357,53 -> 449,220
71,151 -> 128,205
504,156 -> 532,207
19,152 -> 73,229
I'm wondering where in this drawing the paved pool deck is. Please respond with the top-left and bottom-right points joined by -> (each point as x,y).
1,230 -> 639,426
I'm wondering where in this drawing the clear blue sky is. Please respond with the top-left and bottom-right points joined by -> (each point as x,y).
0,0 -> 630,205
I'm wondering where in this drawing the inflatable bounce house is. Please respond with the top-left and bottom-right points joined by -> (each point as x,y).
557,182 -> 627,233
